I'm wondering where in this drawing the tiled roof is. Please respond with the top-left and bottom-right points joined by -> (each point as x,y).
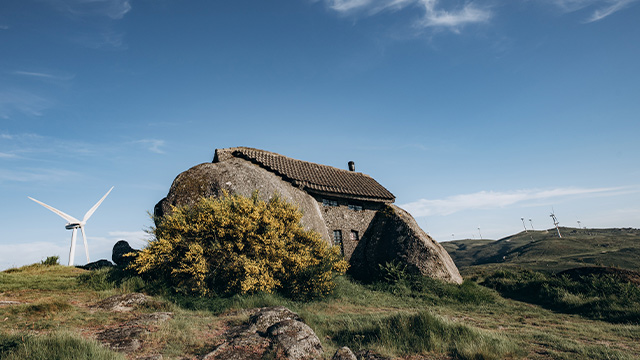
214,147 -> 395,202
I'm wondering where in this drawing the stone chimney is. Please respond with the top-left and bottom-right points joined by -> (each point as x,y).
348,161 -> 355,172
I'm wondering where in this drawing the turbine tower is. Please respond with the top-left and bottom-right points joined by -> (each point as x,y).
550,210 -> 562,238
29,187 -> 113,266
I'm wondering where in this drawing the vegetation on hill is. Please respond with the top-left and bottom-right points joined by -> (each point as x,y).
2,261 -> 640,359
131,192 -> 347,299
482,267 -> 640,323
442,227 -> 640,274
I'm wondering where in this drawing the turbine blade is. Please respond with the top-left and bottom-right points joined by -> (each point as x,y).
29,197 -> 80,224
83,186 -> 113,223
80,226 -> 90,263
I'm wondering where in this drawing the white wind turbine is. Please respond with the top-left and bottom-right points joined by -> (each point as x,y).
29,187 -> 114,266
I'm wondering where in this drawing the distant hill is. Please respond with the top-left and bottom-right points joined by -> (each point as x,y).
441,227 -> 640,274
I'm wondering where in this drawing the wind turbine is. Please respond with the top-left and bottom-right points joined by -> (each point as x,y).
29,187 -> 114,266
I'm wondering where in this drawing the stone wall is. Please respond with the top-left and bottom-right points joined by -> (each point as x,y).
311,195 -> 381,260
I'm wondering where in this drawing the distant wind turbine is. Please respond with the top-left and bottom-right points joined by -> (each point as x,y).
29,187 -> 114,266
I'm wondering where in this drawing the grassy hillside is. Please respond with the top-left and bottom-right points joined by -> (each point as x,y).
2,262 -> 640,359
442,227 -> 640,274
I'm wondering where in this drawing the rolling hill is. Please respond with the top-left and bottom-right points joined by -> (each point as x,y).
441,227 -> 640,274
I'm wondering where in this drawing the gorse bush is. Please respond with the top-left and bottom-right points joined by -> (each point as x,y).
131,192 -> 348,299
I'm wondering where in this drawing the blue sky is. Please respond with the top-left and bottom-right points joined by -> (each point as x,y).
1,0 -> 639,269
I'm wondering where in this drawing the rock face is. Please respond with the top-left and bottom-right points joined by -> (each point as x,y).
203,306 -> 323,360
78,259 -> 114,270
112,240 -> 139,267
92,293 -> 148,312
154,160 -> 329,242
350,205 -> 463,284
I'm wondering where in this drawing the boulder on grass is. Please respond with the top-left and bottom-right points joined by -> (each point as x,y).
112,240 -> 139,267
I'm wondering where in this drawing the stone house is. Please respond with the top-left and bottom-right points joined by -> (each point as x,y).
155,146 -> 462,284
213,147 -> 395,260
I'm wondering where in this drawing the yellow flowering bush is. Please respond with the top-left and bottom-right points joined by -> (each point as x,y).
131,192 -> 348,299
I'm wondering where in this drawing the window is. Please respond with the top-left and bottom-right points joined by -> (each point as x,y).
350,230 -> 359,242
323,198 -> 338,207
333,230 -> 342,245
348,204 -> 363,211
333,230 -> 344,255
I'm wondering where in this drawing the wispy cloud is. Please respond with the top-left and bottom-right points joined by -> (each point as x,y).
45,0 -> 132,20
0,152 -> 17,159
134,139 -> 165,154
11,70 -> 75,81
586,0 -> 637,22
401,186 -> 637,217
0,90 -> 53,118
0,25 -> 9,30
547,0 -> 638,22
0,168 -> 82,183
323,0 -> 492,31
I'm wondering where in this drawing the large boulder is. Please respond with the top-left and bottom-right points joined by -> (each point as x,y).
154,159 -> 330,241
349,205 -> 463,284
203,306 -> 323,360
112,240 -> 139,267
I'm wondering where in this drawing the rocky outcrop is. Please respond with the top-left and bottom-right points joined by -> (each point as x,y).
112,240 -> 139,267
203,306 -> 323,360
78,259 -> 114,270
350,205 -> 463,284
154,160 -> 330,242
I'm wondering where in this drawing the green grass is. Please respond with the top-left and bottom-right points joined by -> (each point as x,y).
3,262 -> 640,359
0,331 -> 126,360
482,268 -> 640,323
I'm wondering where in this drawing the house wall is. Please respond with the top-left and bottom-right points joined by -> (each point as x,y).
312,195 -> 382,260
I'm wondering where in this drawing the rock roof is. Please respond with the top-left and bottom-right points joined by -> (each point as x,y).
213,147 -> 395,203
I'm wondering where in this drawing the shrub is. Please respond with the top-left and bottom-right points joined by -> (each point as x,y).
131,192 -> 348,299
40,256 -> 59,266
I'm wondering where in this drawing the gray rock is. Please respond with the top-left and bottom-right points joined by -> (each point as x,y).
0,300 -> 20,306
332,347 -> 357,360
92,293 -> 148,312
78,259 -> 114,270
153,160 -> 330,242
96,325 -> 146,352
203,307 -> 323,360
249,306 -> 302,333
112,240 -> 139,267
267,320 -> 323,360
350,205 -> 463,284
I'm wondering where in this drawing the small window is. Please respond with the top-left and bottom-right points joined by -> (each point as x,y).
348,204 -> 363,211
333,230 -> 342,244
350,230 -> 359,242
323,198 -> 338,207
333,230 -> 344,255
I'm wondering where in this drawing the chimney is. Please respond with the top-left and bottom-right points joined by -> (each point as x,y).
348,161 -> 355,172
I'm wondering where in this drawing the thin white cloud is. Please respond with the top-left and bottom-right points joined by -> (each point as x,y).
0,90 -> 53,118
0,25 -> 9,30
323,0 -> 491,31
0,168 -> 82,183
135,139 -> 165,154
11,70 -> 75,81
0,152 -> 17,159
586,0 -> 637,21
547,0 -> 638,21
417,0 -> 492,29
45,0 -> 132,20
401,186 -> 637,217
